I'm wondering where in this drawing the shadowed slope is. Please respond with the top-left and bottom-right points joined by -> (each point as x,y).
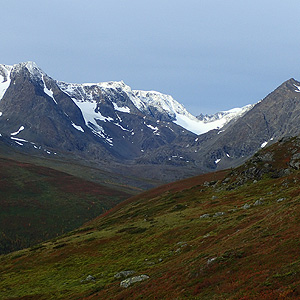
0,156 -> 130,254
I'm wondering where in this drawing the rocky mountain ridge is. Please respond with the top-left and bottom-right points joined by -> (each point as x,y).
1,61 -> 300,187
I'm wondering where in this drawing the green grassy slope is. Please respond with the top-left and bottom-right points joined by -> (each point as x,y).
1,137 -> 300,299
0,157 -> 130,254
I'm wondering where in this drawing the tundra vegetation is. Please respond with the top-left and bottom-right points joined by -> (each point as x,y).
1,137 -> 300,299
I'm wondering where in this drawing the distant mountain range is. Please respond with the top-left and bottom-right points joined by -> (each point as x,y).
1,61 -> 300,187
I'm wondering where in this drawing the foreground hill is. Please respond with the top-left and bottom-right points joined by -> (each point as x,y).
1,136 -> 300,299
0,156 -> 130,254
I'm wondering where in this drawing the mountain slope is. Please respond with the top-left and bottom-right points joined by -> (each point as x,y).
0,62 -> 254,187
0,62 -> 199,185
1,136 -> 300,299
1,61 -> 300,188
196,78 -> 300,170
0,155 -> 130,254
58,79 -> 249,136
139,78 -> 300,173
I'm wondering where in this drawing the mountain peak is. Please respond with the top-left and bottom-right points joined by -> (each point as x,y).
2,61 -> 252,135
286,77 -> 297,83
11,61 -> 46,78
23,61 -> 42,73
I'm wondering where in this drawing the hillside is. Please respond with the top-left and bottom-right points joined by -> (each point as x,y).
0,139 -> 160,192
1,136 -> 300,299
0,156 -> 130,254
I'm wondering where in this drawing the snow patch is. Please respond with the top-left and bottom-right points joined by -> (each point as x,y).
72,99 -> 114,126
113,102 -> 130,113
42,76 -> 57,104
11,126 -> 25,136
215,159 -> 221,164
98,114 -> 114,122
145,124 -> 160,135
261,141 -> 268,148
194,104 -> 253,135
115,123 -> 130,131
14,141 -> 23,146
175,114 -> 210,135
0,65 -> 12,101
72,123 -> 84,132
11,137 -> 28,143
294,84 -> 300,93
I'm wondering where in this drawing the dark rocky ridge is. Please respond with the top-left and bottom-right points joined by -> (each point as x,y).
198,78 -> 300,169
0,66 -> 94,153
138,78 -> 300,173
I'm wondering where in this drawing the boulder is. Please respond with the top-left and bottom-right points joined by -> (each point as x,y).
253,199 -> 263,206
242,203 -> 251,209
114,270 -> 135,279
81,275 -> 96,283
120,275 -> 149,288
200,213 -> 210,219
213,212 -> 225,217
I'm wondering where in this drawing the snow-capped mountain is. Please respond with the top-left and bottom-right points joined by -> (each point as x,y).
197,105 -> 253,126
58,78 -> 252,136
0,62 -> 198,163
1,61 -> 300,187
1,61 -> 252,139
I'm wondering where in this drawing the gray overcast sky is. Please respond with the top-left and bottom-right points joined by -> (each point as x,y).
1,0 -> 300,114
